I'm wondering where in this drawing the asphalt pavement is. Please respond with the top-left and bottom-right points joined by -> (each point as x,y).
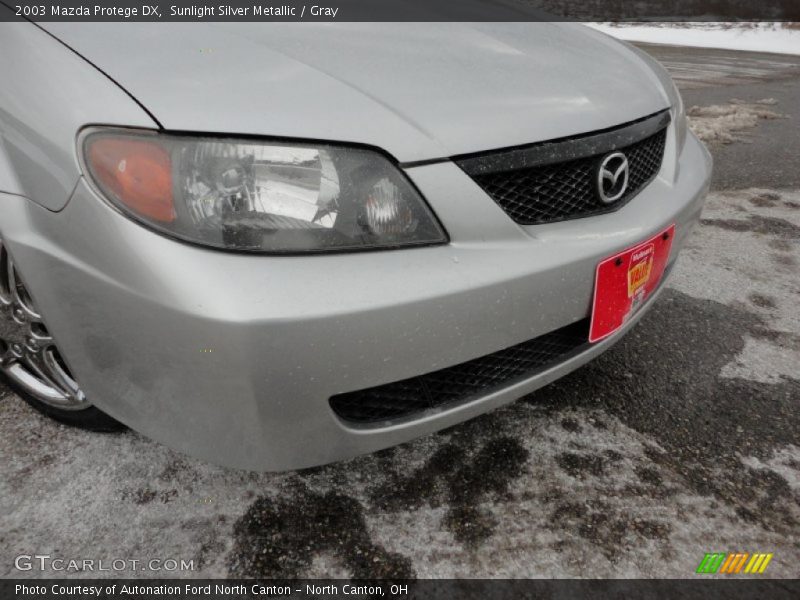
1,43 -> 798,579
641,43 -> 800,190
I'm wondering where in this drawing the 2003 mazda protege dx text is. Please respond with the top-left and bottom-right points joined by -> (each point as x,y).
0,18 -> 711,470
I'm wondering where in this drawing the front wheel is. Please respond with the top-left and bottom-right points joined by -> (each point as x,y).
0,241 -> 123,431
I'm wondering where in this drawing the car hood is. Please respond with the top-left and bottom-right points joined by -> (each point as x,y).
43,23 -> 670,162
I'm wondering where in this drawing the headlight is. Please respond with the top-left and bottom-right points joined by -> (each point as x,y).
671,80 -> 687,152
81,129 -> 447,253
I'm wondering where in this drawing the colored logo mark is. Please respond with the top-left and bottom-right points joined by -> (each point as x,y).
696,553 -> 773,574
627,244 -> 654,298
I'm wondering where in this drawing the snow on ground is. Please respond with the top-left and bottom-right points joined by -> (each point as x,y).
670,188 -> 800,385
687,98 -> 785,144
587,23 -> 800,56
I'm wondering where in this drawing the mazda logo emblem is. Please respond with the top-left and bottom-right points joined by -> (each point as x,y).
597,152 -> 630,204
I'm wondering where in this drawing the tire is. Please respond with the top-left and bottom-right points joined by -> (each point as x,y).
1,370 -> 124,431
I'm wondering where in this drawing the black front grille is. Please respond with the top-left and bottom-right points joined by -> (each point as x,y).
456,111 -> 669,225
329,319 -> 590,424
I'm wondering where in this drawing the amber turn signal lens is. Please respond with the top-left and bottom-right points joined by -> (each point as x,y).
87,136 -> 175,223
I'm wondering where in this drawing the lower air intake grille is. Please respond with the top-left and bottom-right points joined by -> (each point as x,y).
330,319 -> 590,424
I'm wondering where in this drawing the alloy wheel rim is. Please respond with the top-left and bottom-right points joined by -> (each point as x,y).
0,241 -> 90,410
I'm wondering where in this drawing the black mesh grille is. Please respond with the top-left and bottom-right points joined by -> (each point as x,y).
460,120 -> 668,225
330,319 -> 590,424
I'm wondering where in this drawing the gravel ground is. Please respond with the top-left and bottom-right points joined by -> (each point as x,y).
1,45 -> 798,580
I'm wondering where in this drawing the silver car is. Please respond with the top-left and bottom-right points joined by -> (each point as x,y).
0,21 -> 711,470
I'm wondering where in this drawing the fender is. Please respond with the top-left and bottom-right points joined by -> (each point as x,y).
0,14 -> 157,211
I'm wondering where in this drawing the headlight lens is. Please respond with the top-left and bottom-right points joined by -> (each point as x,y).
673,81 -> 687,152
82,130 -> 447,253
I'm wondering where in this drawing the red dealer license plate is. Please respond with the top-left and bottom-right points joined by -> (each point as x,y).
589,224 -> 675,343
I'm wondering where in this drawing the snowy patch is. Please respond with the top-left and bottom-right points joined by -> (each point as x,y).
741,446 -> 800,494
720,336 -> 800,384
670,188 -> 800,333
670,188 -> 800,385
587,23 -> 800,56
687,99 -> 784,144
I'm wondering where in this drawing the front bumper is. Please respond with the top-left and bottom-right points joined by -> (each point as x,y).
1,131 -> 711,471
